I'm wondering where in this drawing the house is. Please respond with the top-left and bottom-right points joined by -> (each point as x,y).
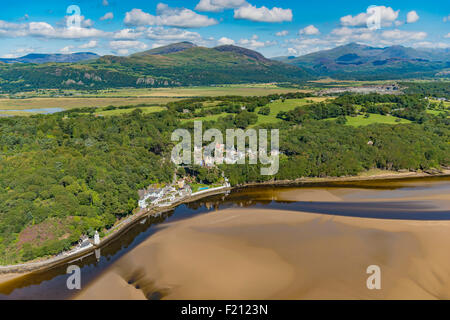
138,187 -> 164,208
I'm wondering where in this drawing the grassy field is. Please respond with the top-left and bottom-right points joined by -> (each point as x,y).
0,85 -> 311,116
0,110 -> 36,117
181,113 -> 229,123
427,109 -> 450,118
182,97 -> 332,125
0,97 -> 178,112
95,106 -> 167,116
12,85 -> 310,98
326,114 -> 411,126
255,98 -> 330,125
95,86 -> 310,98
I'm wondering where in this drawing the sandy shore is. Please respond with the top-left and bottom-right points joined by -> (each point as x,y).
76,183 -> 450,300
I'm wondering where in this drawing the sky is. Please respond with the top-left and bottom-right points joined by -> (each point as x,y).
0,0 -> 449,58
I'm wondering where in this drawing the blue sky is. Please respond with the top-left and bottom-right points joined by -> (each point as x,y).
0,0 -> 449,58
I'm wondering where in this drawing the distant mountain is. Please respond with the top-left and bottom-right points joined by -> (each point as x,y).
135,41 -> 197,56
0,52 -> 99,64
0,42 -> 310,92
276,43 -> 450,80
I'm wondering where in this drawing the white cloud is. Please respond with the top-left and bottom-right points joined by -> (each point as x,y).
381,29 -> 427,41
0,20 -> 24,30
1,47 -> 35,59
299,25 -> 320,35
19,20 -> 108,39
414,41 -> 450,49
217,36 -> 235,45
102,0 -> 109,6
238,34 -> 276,49
445,33 -> 450,38
406,11 -> 419,24
56,27 -> 107,39
79,40 -> 98,49
145,27 -> 202,42
117,49 -> 129,55
28,22 -> 55,37
340,6 -> 399,27
285,37 -> 332,56
109,40 -> 148,51
82,18 -> 94,28
114,28 -> 143,40
443,15 -> 450,22
330,27 -> 376,43
15,47 -> 35,55
100,12 -> 114,21
195,0 -> 247,12
234,4 -> 293,23
60,46 -> 74,54
287,47 -> 298,55
124,4 -> 218,28
275,30 -> 289,37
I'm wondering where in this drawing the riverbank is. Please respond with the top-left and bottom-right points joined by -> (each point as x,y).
237,169 -> 450,188
1,169 -> 449,282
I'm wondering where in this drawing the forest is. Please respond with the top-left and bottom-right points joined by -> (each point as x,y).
0,92 -> 448,263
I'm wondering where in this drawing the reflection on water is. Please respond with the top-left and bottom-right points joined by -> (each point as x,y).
0,108 -> 64,116
0,176 -> 448,299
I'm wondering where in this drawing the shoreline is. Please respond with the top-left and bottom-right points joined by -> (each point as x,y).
1,169 -> 449,281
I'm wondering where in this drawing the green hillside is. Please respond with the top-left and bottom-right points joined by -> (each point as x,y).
0,42 -> 310,93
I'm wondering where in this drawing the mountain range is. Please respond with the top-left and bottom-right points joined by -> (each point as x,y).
275,43 -> 450,80
0,52 -> 99,64
0,42 -> 448,92
0,42 -> 309,92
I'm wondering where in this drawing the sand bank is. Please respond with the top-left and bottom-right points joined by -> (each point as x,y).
76,183 -> 450,300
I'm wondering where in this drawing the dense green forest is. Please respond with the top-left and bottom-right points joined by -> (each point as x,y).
400,82 -> 450,99
0,93 -> 448,263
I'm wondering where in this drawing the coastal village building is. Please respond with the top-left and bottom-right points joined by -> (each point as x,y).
138,185 -> 193,209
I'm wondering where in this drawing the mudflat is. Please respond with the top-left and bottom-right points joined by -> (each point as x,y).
76,182 -> 450,300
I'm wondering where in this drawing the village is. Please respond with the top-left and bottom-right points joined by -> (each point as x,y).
51,145 -> 246,262
319,84 -> 401,95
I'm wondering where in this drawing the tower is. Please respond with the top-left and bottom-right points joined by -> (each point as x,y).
94,230 -> 100,246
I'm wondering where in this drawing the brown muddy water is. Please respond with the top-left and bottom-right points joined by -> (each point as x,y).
1,177 -> 450,300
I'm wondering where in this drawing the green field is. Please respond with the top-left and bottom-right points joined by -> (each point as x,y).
255,97 -> 331,125
10,85 -> 310,99
181,112 -> 229,123
0,97 -> 177,112
182,97 -> 332,125
0,85 -> 310,116
326,114 -> 411,126
429,99 -> 450,107
95,106 -> 167,116
426,109 -> 449,116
